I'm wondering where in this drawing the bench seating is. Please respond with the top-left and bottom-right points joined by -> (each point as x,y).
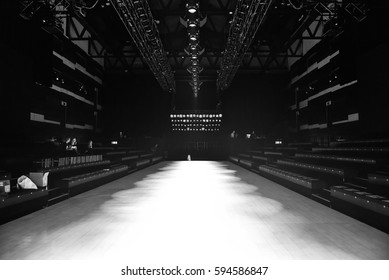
0,188 -> 48,224
264,151 -> 283,156
329,139 -> 389,148
252,155 -> 268,162
122,155 -> 139,161
151,156 -> 164,163
34,154 -> 104,169
57,165 -> 129,196
257,165 -> 325,196
275,147 -> 298,151
249,150 -> 264,155
229,156 -> 254,168
229,156 -> 239,163
140,153 -> 153,158
368,173 -> 389,196
295,153 -> 377,165
38,160 -> 111,175
276,159 -> 346,179
312,147 -> 389,158
237,153 -> 251,158
275,147 -> 298,155
368,173 -> 389,185
105,151 -> 127,156
288,142 -> 313,148
238,159 -> 254,168
136,159 -> 152,167
331,185 -> 389,233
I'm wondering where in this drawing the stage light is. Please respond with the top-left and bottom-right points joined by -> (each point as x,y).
187,1 -> 199,14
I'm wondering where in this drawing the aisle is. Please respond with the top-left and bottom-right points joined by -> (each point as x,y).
0,161 -> 388,260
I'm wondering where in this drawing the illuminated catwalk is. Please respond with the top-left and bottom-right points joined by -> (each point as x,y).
0,161 -> 388,260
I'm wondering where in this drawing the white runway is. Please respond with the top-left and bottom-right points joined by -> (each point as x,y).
0,161 -> 388,261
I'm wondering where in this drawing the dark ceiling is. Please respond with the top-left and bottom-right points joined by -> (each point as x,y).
84,0 -> 321,76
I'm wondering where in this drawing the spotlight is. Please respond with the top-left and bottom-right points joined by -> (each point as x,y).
186,0 -> 199,14
188,21 -> 197,27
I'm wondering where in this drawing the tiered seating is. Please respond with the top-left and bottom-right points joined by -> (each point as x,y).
0,188 -> 48,224
275,146 -> 298,155
312,147 -> 389,159
295,153 -> 377,165
331,185 -> 389,233
33,155 -> 110,205
276,159 -> 348,181
230,138 -> 389,232
257,165 -> 325,196
288,142 -> 313,148
329,139 -> 389,148
264,151 -> 283,157
57,165 -> 129,196
368,173 -> 389,196
0,142 -> 165,224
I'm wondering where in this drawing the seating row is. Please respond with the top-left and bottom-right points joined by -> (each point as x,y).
232,155 -> 268,166
331,185 -> 389,233
34,155 -> 103,169
229,156 -> 326,199
229,142 -> 389,232
257,165 -> 326,195
276,159 -> 346,178
105,150 -> 143,157
57,165 -> 129,196
38,159 -> 110,174
295,153 -> 377,165
312,147 -> 389,153
0,188 -> 48,224
368,173 -> 389,196
329,138 -> 389,148
0,153 -> 165,224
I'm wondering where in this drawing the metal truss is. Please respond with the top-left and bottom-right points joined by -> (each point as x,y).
64,15 -> 107,65
109,0 -> 175,93
217,0 -> 275,92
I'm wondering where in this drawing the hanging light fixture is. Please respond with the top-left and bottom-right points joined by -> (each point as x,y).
186,0 -> 199,14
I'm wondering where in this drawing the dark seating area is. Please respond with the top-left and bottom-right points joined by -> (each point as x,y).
230,139 -> 389,233
368,173 -> 389,197
0,144 -> 165,224
331,185 -> 389,233
257,165 -> 326,197
0,188 -> 48,224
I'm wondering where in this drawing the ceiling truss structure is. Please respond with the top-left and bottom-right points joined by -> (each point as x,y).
217,0 -> 275,92
18,0 -> 371,91
109,0 -> 175,92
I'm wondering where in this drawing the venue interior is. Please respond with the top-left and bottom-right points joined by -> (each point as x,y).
1,0 -> 389,261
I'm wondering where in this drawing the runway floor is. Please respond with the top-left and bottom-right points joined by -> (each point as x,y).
0,161 -> 388,260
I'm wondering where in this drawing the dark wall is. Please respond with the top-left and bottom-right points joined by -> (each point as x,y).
0,0 -> 102,150
174,81 -> 219,110
221,73 -> 290,140
102,72 -> 172,139
0,1 -> 50,144
283,3 -> 389,143
354,4 -> 389,136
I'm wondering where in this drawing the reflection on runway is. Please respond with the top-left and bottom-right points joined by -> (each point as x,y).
0,161 -> 388,260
